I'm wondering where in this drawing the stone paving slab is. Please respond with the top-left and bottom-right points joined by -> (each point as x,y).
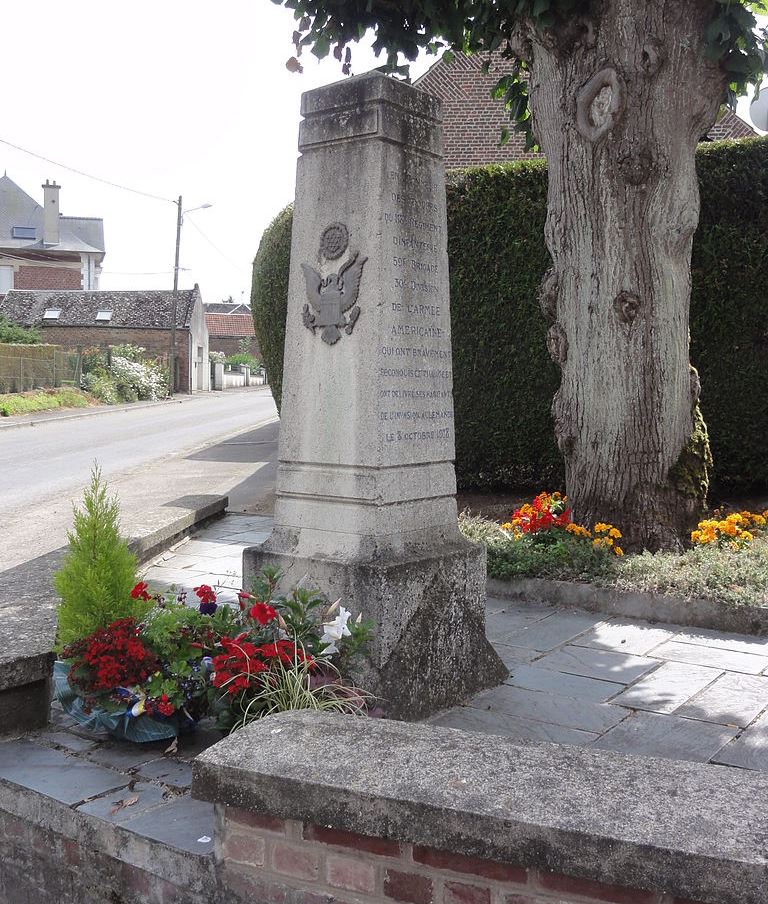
713,711 -> 768,770
676,673 -> 768,727
495,611 -> 602,651
85,741 -> 168,771
430,705 -> 599,746
651,640 -> 768,675
671,628 -> 768,656
609,662 -> 722,715
532,645 -> 660,684
571,619 -> 677,656
118,794 -> 215,854
469,683 -> 627,734
137,757 -> 194,789
76,781 -> 168,824
491,643 -> 540,668
593,710 -> 738,763
484,607 -> 553,642
0,739 -> 130,804
505,663 -> 624,703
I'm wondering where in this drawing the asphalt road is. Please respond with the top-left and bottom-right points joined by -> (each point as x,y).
0,389 -> 279,571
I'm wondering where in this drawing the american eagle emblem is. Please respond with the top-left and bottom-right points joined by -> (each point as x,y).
301,250 -> 367,345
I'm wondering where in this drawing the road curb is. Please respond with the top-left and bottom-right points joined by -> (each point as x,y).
487,576 -> 768,637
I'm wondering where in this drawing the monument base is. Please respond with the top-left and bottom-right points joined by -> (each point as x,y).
243,538 -> 507,721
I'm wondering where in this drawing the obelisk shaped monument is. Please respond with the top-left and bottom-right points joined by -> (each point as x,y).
244,72 -> 506,718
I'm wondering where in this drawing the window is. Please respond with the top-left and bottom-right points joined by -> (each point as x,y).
11,226 -> 36,240
43,309 -> 61,320
0,266 -> 13,292
95,310 -> 113,322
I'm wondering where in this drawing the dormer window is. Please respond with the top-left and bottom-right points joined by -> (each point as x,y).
11,226 -> 36,240
95,310 -> 113,322
43,309 -> 61,320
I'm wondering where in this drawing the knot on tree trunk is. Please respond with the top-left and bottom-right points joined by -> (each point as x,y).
538,268 -> 559,323
616,142 -> 656,185
576,67 -> 625,142
613,291 -> 641,324
546,322 -> 568,366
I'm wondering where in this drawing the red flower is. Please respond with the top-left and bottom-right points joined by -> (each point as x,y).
130,582 -> 151,601
194,585 -> 216,605
249,602 -> 277,625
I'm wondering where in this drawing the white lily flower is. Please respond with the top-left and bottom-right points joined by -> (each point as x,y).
320,606 -> 352,653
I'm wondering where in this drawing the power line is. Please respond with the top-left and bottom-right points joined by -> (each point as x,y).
185,218 -> 248,275
0,137 -> 175,205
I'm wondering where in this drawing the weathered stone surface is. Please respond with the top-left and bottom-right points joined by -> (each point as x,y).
429,706 -> 599,746
713,710 -> 768,771
496,610 -> 601,650
610,662 -> 722,714
676,673 -> 768,727
193,710 -> 768,904
0,739 -> 129,804
469,683 -> 627,733
244,72 -> 504,717
593,710 -> 737,762
651,640 -> 768,674
532,645 -> 659,684
572,618 -> 677,656
505,663 -> 624,703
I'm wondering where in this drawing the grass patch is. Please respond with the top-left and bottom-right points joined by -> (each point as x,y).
459,512 -> 768,608
0,388 -> 97,417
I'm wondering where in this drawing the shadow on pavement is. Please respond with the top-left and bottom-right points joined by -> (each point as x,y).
186,420 -> 279,514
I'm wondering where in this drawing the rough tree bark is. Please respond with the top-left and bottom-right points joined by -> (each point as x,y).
525,0 -> 724,550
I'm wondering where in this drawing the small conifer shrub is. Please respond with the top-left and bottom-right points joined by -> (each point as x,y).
54,466 -> 147,649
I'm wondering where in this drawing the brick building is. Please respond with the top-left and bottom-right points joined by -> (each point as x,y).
414,53 -> 758,168
0,286 -> 209,392
0,175 -> 104,293
205,311 -> 260,360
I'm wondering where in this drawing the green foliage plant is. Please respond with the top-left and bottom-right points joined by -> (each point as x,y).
54,466 -> 147,649
0,388 -> 92,417
225,352 -> 261,369
251,203 -> 292,412
0,315 -> 41,344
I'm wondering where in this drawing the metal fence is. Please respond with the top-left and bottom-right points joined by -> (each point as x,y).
0,349 -> 82,394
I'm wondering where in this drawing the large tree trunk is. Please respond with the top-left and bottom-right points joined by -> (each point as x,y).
528,0 -> 724,550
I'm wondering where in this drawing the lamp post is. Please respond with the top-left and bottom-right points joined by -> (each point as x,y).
168,197 -> 212,396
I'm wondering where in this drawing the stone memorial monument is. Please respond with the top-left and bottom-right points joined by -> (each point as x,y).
244,72 -> 505,718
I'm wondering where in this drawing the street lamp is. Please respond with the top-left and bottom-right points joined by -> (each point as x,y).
168,197 -> 213,396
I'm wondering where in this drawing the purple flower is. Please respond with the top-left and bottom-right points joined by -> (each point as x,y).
198,601 -> 218,616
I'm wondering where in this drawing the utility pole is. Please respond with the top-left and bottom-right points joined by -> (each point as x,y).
168,195 -> 182,397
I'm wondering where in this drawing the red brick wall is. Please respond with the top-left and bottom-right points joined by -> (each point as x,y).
416,55 -> 541,168
219,809 -> 705,904
15,266 -> 82,290
38,326 -> 191,392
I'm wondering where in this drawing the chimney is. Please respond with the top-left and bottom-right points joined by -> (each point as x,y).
42,179 -> 60,245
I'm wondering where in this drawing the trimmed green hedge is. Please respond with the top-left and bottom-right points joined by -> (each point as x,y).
251,137 -> 768,493
251,204 -> 293,410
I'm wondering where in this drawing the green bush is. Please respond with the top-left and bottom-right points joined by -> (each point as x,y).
251,204 -> 292,411
0,315 -> 41,344
54,467 -> 147,650
0,388 -> 92,417
251,137 -> 768,493
225,353 -> 261,370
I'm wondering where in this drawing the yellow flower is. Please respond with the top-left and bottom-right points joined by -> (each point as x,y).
614,546 -> 624,556
741,531 -> 754,543
593,522 -> 610,533
608,527 -> 622,539
501,522 -> 513,531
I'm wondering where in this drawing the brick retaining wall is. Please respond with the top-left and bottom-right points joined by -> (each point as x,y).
218,809 -> 702,904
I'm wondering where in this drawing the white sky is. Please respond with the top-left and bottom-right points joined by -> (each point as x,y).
1,2 -> 765,304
